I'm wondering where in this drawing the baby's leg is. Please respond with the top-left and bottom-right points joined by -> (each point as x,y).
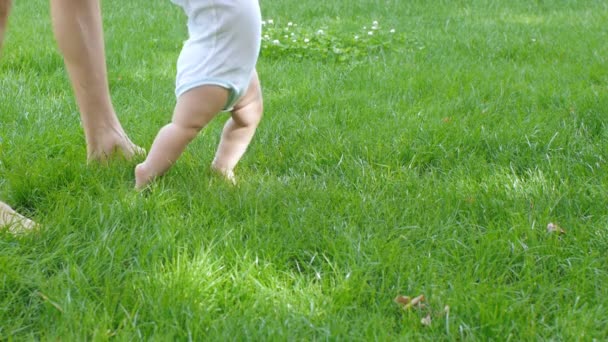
211,71 -> 263,184
135,85 -> 229,189
50,0 -> 144,161
0,201 -> 36,234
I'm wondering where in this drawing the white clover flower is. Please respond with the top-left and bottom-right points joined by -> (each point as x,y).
390,28 -> 396,33
263,34 -> 270,40
317,29 -> 324,35
372,26 -> 379,30
290,32 -> 295,36
284,35 -> 288,39
268,19 -> 274,24
304,38 -> 310,43
368,31 -> 373,35
354,35 -> 359,40
363,26 -> 367,30
288,22 -> 293,26
272,39 -> 280,45
261,20 -> 266,26
373,20 -> 379,26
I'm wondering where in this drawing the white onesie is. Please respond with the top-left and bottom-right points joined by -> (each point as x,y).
170,0 -> 261,110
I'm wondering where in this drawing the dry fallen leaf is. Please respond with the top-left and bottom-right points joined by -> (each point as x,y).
395,294 -> 425,310
397,294 -> 425,310
409,294 -> 425,306
421,314 -> 432,326
394,295 -> 411,306
547,222 -> 566,235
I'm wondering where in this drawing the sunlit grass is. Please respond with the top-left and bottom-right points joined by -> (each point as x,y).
1,0 -> 608,340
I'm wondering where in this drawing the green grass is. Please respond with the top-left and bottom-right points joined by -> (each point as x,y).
2,0 -> 608,340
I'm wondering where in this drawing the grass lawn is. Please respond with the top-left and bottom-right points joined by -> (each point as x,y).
1,0 -> 608,339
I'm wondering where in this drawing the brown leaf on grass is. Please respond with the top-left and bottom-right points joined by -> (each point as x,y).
395,294 -> 425,310
409,294 -> 425,307
547,222 -> 566,234
394,295 -> 411,306
421,314 -> 432,326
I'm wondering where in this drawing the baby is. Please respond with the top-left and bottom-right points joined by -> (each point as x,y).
135,0 -> 264,188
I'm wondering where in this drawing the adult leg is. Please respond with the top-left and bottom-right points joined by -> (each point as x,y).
211,71 -> 263,184
50,0 -> 144,161
135,86 -> 229,189
0,0 -> 11,51
0,1 -> 35,233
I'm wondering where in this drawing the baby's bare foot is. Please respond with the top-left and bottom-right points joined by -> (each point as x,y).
211,163 -> 237,185
135,163 -> 155,189
0,201 -> 37,235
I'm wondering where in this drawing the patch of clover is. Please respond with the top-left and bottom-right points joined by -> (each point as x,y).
260,19 -> 414,63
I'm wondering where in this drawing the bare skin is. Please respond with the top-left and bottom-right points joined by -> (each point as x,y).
50,0 -> 144,161
0,0 -> 32,234
0,201 -> 36,234
0,0 -> 10,52
1,0 -> 145,233
211,71 -> 264,184
135,71 -> 263,189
